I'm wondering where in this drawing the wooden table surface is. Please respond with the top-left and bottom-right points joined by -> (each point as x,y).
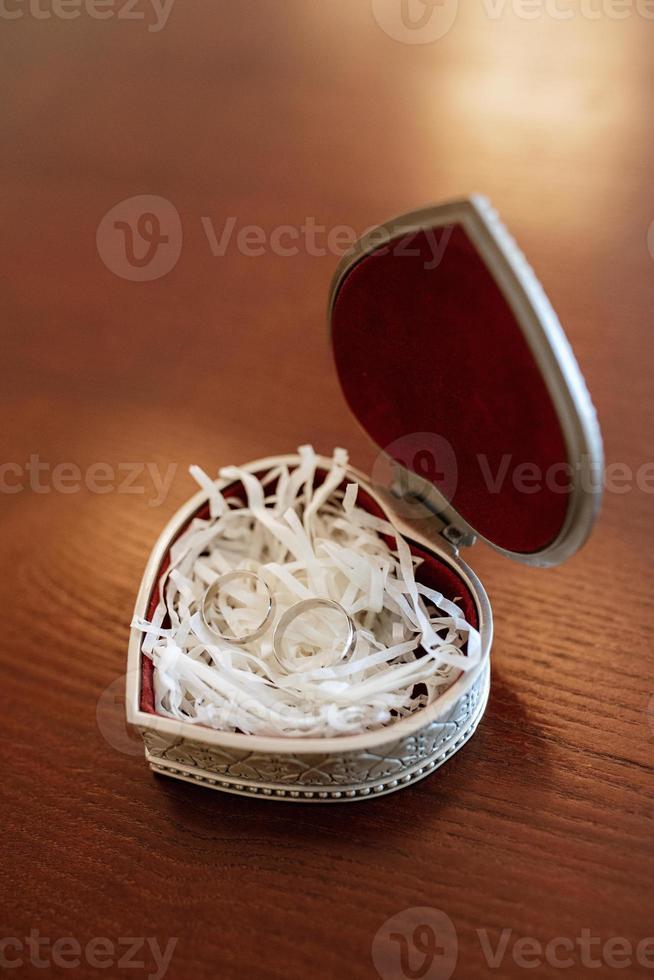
2,3 -> 653,978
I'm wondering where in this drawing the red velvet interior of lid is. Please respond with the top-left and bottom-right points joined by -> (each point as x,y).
139,476 -> 478,715
331,225 -> 570,554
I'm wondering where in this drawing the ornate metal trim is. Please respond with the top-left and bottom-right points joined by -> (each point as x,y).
141,664 -> 490,802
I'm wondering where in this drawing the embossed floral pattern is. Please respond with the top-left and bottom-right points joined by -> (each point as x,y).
138,668 -> 489,799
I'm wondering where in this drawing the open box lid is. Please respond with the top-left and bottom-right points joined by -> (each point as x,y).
328,196 -> 603,568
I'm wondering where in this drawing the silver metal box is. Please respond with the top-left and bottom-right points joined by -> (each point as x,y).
126,197 -> 602,801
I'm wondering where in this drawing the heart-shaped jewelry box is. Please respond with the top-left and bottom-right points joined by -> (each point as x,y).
126,196 -> 603,802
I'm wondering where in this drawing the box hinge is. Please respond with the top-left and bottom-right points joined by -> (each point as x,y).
389,478 -> 477,552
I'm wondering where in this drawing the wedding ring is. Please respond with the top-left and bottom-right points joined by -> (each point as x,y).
272,598 -> 357,674
201,571 -> 275,645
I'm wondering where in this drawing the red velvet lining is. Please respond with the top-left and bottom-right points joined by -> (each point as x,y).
331,225 -> 570,554
139,474 -> 478,715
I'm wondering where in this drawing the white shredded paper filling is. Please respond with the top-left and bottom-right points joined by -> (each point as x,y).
131,446 -> 482,738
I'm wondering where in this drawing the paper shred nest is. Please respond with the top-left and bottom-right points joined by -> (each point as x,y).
132,446 -> 481,737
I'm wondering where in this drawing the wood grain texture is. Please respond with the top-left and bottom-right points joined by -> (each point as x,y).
1,3 -> 653,978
